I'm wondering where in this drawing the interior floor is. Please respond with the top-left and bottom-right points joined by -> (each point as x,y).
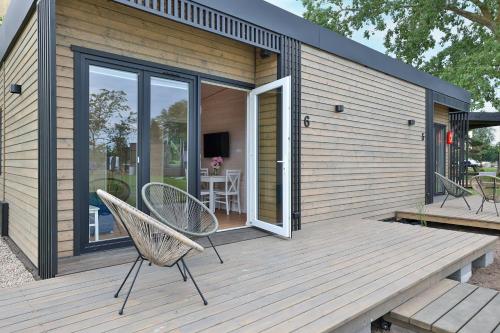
215,211 -> 247,230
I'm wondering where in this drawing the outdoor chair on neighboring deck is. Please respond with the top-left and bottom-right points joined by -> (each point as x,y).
435,172 -> 473,209
96,190 -> 207,315
142,182 -> 223,264
471,175 -> 500,216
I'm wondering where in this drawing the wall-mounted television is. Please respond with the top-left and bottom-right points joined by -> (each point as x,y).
203,132 -> 230,158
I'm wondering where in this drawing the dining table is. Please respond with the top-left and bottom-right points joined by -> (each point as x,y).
200,175 -> 226,213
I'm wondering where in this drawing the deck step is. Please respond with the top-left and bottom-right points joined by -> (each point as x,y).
385,279 -> 500,333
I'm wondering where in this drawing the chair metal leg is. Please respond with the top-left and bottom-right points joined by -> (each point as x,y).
118,258 -> 144,315
207,235 -> 223,264
176,262 -> 187,281
463,196 -> 471,210
225,194 -> 229,215
495,201 -> 499,217
181,259 -> 208,305
440,193 -> 449,208
476,198 -> 485,214
114,255 -> 141,298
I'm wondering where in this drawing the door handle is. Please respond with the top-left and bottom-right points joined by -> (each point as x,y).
277,160 -> 284,163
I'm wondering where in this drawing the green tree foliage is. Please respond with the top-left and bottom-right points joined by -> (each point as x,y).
469,127 -> 496,161
302,0 -> 500,111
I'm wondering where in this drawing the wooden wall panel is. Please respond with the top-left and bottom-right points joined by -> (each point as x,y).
301,45 -> 426,223
254,51 -> 279,222
1,13 -> 39,265
55,0 -> 257,256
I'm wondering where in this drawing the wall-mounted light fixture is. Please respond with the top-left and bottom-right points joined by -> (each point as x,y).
408,119 -> 416,126
10,84 -> 22,94
335,105 -> 344,113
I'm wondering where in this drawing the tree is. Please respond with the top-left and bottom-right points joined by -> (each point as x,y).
302,0 -> 500,111
88,89 -> 131,148
469,127 -> 495,161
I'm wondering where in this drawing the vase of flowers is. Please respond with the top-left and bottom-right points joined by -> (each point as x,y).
211,156 -> 224,175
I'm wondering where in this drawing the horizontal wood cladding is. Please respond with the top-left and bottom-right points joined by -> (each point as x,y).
1,13 -> 39,265
301,45 -> 426,223
55,0 -> 257,256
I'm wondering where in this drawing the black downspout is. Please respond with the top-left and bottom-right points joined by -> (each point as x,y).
38,0 -> 58,279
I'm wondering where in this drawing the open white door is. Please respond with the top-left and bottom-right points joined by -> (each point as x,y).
247,76 -> 291,238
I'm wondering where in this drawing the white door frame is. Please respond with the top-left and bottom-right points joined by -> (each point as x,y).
246,76 -> 292,238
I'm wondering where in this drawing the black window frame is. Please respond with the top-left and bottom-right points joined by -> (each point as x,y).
73,46 -> 254,254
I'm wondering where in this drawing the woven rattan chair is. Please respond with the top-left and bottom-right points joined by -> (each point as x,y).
471,175 -> 500,216
96,190 -> 207,315
142,182 -> 223,264
435,172 -> 473,209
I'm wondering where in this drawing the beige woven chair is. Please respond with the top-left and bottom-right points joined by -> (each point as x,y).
96,190 -> 207,315
471,175 -> 500,216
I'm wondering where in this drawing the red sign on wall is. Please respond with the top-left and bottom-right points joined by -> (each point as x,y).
447,131 -> 454,145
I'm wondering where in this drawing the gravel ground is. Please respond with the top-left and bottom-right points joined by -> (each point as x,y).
0,237 -> 34,289
468,237 -> 500,291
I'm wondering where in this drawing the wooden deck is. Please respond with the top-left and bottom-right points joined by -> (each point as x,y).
396,195 -> 500,231
0,219 -> 497,333
385,279 -> 500,332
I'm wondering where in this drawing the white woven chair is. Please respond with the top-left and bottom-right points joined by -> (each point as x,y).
96,189 -> 207,315
142,182 -> 223,264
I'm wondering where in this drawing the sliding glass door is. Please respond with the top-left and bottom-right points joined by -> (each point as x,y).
78,55 -> 195,252
149,76 -> 189,191
88,65 -> 139,243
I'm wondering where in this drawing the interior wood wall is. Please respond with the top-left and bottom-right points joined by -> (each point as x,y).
55,0 -> 257,257
0,13 -> 39,265
301,45 -> 426,223
201,87 -> 247,212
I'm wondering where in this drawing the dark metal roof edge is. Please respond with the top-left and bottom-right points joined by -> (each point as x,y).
0,0 -> 37,63
468,112 -> 500,121
196,0 -> 470,103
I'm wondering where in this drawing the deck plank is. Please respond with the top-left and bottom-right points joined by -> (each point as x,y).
410,284 -> 477,331
432,287 -> 498,333
0,218 -> 496,333
389,279 -> 459,323
458,293 -> 500,333
396,195 -> 500,230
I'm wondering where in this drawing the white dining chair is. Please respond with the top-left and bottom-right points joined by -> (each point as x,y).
214,170 -> 241,215
200,168 -> 210,207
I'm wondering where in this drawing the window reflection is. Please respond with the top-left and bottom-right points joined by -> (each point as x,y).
88,66 -> 138,242
150,77 -> 189,191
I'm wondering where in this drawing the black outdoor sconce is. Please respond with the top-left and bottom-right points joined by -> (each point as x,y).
10,84 -> 22,95
408,119 -> 416,126
335,105 -> 344,113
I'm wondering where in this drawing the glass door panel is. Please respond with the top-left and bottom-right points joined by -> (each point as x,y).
88,65 -> 138,242
435,124 -> 446,194
248,77 -> 291,238
149,77 -> 189,191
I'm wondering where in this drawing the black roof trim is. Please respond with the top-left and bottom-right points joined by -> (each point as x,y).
196,0 -> 470,103
0,0 -> 36,64
468,112 -> 500,129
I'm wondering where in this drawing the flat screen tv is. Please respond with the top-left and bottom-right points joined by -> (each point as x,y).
203,132 -> 230,158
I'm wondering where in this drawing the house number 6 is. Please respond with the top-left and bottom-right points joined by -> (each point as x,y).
303,115 -> 310,128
